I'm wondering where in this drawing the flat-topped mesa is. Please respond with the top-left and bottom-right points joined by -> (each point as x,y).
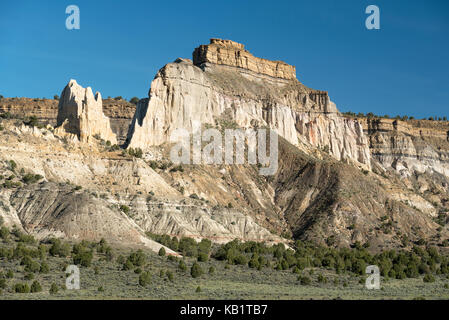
56,79 -> 117,145
193,38 -> 297,80
126,40 -> 370,170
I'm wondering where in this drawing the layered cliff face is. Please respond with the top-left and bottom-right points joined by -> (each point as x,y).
359,118 -> 449,178
127,39 -> 371,170
0,95 -> 135,144
56,80 -> 118,145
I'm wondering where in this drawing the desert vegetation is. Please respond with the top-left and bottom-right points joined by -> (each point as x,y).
1,216 -> 449,299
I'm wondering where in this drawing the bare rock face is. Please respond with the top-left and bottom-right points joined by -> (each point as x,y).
126,40 -> 370,169
56,79 -> 117,145
0,97 -> 136,144
361,118 -> 449,178
193,38 -> 296,80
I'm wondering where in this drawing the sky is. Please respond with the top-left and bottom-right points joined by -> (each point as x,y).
0,0 -> 448,119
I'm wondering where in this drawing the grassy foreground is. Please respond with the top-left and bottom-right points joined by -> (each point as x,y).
1,224 -> 449,299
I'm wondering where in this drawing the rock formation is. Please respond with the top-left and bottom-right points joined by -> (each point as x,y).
126,39 -> 370,170
193,38 -> 297,80
0,97 -> 135,144
56,79 -> 117,145
3,39 -> 449,250
360,117 -> 449,178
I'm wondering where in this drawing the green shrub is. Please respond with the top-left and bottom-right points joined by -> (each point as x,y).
25,260 -> 40,273
127,148 -> 143,158
116,255 -> 125,264
298,275 -> 312,285
0,279 -> 6,289
49,283 -> 58,294
22,173 -> 43,184
122,259 -> 134,271
18,232 -> 36,244
105,247 -> 114,261
170,165 -> 184,173
233,254 -> 247,265
317,274 -> 328,283
120,205 -> 130,215
24,273 -> 34,280
8,160 -> 17,171
138,271 -> 151,286
49,238 -> 70,257
134,267 -> 142,274
23,116 -> 39,127
73,249 -> 93,267
179,237 -> 198,257
178,260 -> 187,271
158,247 -> 166,257
406,264 -> 419,278
190,262 -> 203,278
0,226 -> 9,240
197,252 -> 208,262
128,250 -> 146,267
30,281 -> 42,293
14,283 -> 30,293
423,274 -> 435,283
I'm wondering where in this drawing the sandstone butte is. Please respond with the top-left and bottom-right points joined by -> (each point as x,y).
126,38 -> 371,170
193,38 -> 297,80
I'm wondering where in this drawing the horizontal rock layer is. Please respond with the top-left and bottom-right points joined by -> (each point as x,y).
359,117 -> 449,178
193,38 -> 297,80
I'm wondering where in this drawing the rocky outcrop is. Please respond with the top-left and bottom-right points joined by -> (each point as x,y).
7,39 -> 449,250
359,118 -> 449,178
193,38 -> 296,80
0,122 -> 283,246
127,40 -> 370,169
56,80 -> 117,145
0,97 -> 135,144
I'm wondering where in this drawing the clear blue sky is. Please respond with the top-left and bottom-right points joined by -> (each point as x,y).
1,0 -> 448,119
